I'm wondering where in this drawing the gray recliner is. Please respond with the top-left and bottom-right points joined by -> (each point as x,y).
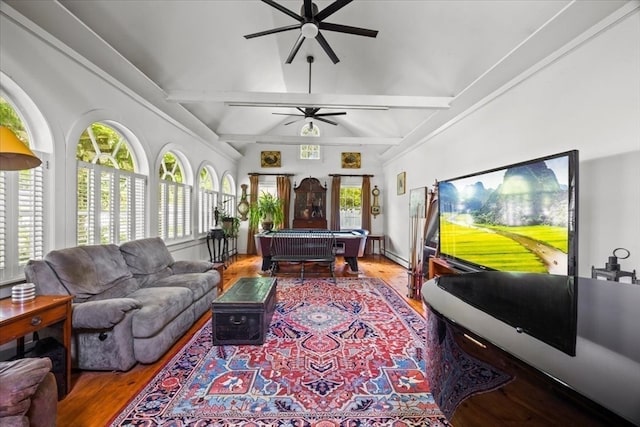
0,357 -> 57,427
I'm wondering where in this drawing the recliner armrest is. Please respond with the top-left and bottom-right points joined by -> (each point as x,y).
71,298 -> 140,329
0,357 -> 53,418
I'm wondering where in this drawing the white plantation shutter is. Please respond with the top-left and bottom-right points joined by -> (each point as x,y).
0,160 -> 45,282
158,180 -> 192,241
168,183 -> 176,239
18,166 -> 44,265
159,182 -> 167,238
177,185 -> 184,237
100,169 -> 116,244
0,172 -> 6,272
184,186 -> 191,237
77,166 -> 94,245
77,160 -> 146,245
199,189 -> 216,233
119,175 -> 132,243
134,176 -> 145,240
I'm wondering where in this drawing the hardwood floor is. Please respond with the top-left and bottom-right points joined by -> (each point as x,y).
56,254 -> 415,426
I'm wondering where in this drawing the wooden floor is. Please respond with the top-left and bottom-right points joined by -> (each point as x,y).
56,253 -> 415,426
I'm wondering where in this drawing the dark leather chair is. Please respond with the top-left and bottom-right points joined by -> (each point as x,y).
0,357 -> 57,427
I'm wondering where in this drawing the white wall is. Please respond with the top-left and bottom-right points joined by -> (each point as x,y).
383,10 -> 640,278
0,7 -> 237,264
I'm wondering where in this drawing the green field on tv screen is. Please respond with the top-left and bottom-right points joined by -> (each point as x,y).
440,219 -> 569,273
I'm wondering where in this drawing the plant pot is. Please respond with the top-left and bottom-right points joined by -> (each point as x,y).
221,219 -> 233,232
262,221 -> 274,232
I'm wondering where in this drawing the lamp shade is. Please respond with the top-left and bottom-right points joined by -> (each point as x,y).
0,126 -> 42,170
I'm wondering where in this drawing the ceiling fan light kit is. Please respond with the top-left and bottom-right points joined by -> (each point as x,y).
245,0 -> 378,64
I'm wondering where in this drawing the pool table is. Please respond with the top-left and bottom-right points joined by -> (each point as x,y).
255,229 -> 368,272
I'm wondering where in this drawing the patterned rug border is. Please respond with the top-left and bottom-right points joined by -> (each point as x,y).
109,276 -> 448,426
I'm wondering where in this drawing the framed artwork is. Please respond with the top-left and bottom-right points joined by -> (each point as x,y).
409,187 -> 428,218
261,151 -> 281,167
341,152 -> 361,169
397,172 -> 406,195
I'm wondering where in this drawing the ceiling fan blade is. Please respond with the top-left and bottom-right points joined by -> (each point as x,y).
319,22 -> 378,38
315,0 -> 353,22
261,0 -> 303,22
314,111 -> 347,117
315,117 -> 339,126
244,24 -> 300,39
285,34 -> 306,64
303,0 -> 314,18
315,32 -> 339,64
284,118 -> 304,125
273,113 -> 304,117
297,107 -> 307,115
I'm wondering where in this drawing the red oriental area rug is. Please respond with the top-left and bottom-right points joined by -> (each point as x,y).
110,277 -> 449,426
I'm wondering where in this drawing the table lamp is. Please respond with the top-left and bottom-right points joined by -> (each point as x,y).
0,125 -> 42,171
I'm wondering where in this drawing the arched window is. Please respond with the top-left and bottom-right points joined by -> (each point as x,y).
158,151 -> 191,240
76,122 -> 146,245
0,96 -> 45,281
198,167 -> 218,233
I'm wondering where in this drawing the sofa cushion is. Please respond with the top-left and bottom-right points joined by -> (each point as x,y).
151,272 -> 217,301
44,245 -> 139,303
127,286 -> 193,338
25,260 -> 70,296
120,237 -> 174,287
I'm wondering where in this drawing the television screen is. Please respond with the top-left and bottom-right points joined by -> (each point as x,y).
438,150 -> 578,276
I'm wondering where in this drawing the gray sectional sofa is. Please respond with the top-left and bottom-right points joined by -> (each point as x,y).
25,237 -> 220,372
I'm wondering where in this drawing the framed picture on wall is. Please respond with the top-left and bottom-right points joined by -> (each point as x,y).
261,151 -> 281,167
341,152 -> 361,168
397,172 -> 406,195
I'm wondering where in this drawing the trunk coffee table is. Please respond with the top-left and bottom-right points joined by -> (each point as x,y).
212,277 -> 277,345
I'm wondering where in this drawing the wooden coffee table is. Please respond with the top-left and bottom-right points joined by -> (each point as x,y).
211,277 -> 277,345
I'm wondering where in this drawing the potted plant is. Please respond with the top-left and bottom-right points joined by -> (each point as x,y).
215,203 -> 240,237
249,191 -> 284,231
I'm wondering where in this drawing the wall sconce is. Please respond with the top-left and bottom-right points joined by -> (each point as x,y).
0,126 -> 42,171
591,248 -> 637,283
371,185 -> 381,218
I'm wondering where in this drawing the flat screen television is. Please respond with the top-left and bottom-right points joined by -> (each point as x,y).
438,150 -> 578,276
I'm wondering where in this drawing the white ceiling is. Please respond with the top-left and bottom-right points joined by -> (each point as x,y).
4,0 -> 632,157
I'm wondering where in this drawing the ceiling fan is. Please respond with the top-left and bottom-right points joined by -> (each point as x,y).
272,55 -> 346,128
244,0 -> 378,64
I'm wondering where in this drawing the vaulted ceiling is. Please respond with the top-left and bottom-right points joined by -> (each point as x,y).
4,0 -> 631,158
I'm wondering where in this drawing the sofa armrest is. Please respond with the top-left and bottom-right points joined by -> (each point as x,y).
171,260 -> 214,274
71,299 -> 140,329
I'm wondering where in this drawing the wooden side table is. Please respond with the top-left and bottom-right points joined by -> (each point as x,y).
0,295 -> 73,398
212,262 -> 225,294
367,234 -> 385,256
